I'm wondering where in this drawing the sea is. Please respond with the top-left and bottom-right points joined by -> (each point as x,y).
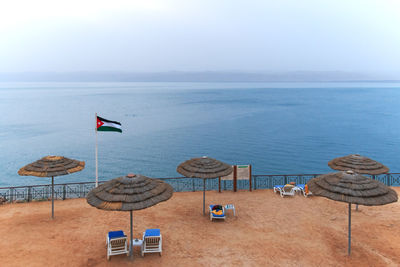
1,81 -> 400,187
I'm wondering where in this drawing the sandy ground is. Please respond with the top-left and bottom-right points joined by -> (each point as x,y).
0,188 -> 399,267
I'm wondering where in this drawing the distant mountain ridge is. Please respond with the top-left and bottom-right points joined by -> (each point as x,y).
0,71 -> 398,82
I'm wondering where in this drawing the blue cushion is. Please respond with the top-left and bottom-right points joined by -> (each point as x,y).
212,212 -> 225,217
145,229 -> 160,237
274,185 -> 284,188
297,184 -> 305,189
108,230 -> 126,239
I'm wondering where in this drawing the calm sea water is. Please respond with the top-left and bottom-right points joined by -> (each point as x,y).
1,82 -> 400,187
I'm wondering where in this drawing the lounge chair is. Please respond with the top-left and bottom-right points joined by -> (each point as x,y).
209,204 -> 226,221
141,229 -> 162,257
280,185 -> 296,197
297,184 -> 312,197
273,185 -> 284,193
106,230 -> 129,260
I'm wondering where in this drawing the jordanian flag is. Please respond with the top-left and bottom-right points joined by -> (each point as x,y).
96,116 -> 122,133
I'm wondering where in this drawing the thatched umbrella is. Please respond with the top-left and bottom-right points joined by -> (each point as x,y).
308,170 -> 397,255
328,154 -> 389,175
86,173 -> 173,258
177,156 -> 233,215
18,155 -> 85,219
328,154 -> 389,210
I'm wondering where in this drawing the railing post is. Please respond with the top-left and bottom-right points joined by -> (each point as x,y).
192,179 -> 195,192
284,175 -> 287,185
10,188 -> 14,203
233,165 -> 238,192
63,184 -> 66,200
28,187 -> 32,202
249,165 -> 252,191
387,174 -> 391,187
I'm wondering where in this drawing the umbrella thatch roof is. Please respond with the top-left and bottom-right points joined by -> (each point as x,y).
86,174 -> 173,211
328,154 -> 389,175
177,157 -> 233,179
308,171 -> 398,206
18,156 -> 85,177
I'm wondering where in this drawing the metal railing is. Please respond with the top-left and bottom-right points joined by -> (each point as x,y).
1,173 -> 399,203
251,173 -> 400,189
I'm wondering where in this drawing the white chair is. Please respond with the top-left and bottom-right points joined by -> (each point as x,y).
297,184 -> 312,197
141,229 -> 162,257
273,185 -> 284,193
280,185 -> 296,197
106,230 -> 129,260
209,205 -> 226,221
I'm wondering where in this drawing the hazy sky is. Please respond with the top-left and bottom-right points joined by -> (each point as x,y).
1,0 -> 400,74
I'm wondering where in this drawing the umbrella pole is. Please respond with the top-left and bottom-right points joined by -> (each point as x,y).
203,178 -> 206,215
130,210 -> 133,259
348,203 -> 351,255
51,176 -> 54,219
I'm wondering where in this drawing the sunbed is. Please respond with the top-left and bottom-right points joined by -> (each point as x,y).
280,185 -> 296,197
273,185 -> 284,193
209,204 -> 226,221
106,230 -> 129,260
297,184 -> 312,197
141,229 -> 162,256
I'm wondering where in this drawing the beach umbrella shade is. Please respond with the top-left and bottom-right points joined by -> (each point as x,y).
307,170 -> 398,255
18,155 -> 85,219
86,173 -> 173,258
328,154 -> 389,175
177,156 -> 233,215
328,154 -> 389,210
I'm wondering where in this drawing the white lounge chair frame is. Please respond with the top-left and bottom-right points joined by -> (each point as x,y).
297,184 -> 312,197
209,206 -> 226,221
141,233 -> 162,256
302,188 -> 312,197
280,185 -> 296,197
106,235 -> 129,260
273,185 -> 284,193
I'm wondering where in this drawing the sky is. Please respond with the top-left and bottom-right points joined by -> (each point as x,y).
1,0 -> 400,76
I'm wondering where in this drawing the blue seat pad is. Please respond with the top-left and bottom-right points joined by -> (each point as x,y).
108,230 -> 126,239
145,229 -> 160,237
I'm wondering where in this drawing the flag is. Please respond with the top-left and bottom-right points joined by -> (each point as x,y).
96,116 -> 122,133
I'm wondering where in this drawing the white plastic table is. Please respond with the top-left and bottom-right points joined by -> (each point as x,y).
130,239 -> 143,252
225,204 -> 236,216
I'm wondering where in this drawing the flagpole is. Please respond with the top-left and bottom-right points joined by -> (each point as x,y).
95,113 -> 99,187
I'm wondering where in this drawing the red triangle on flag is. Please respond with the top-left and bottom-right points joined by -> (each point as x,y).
96,118 -> 104,129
